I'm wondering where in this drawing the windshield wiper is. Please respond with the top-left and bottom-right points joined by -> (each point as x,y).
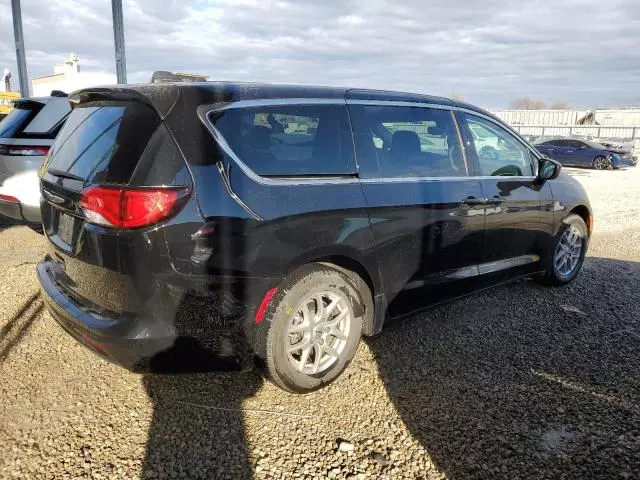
47,168 -> 84,181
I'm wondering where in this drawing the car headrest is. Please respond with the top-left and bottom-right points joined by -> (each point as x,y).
248,125 -> 271,151
390,130 -> 421,157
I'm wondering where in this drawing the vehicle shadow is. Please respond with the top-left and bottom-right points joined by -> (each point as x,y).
139,215 -> 265,479
136,250 -> 638,479
141,371 -> 262,479
0,291 -> 43,364
368,256 -> 640,479
0,216 -> 21,232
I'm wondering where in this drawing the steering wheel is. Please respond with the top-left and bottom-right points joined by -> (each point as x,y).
492,165 -> 523,176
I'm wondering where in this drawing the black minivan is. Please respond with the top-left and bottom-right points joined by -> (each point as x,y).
37,83 -> 592,393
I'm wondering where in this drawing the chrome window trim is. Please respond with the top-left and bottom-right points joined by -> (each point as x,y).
198,97 -> 542,187
359,175 -> 537,184
197,101 -> 360,187
212,98 -> 347,110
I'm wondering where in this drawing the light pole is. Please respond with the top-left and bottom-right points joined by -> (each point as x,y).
11,0 -> 29,96
112,0 -> 127,84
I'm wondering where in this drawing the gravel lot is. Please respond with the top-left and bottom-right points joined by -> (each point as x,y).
1,167 -> 639,480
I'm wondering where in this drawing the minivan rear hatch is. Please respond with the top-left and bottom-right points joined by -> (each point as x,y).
40,99 -> 190,314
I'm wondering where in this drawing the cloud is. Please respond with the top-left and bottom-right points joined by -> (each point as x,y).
0,0 -> 639,107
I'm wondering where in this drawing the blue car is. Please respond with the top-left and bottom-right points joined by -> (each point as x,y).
534,138 -> 634,170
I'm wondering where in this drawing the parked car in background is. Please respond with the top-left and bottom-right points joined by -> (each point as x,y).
598,140 -> 637,166
534,137 -> 636,169
37,83 -> 592,393
0,92 -> 70,226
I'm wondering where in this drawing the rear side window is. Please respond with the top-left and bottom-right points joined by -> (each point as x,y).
0,106 -> 39,138
348,105 -> 467,178
209,104 -> 355,176
45,102 -> 160,185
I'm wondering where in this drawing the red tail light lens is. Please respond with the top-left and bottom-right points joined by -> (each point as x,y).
0,144 -> 50,156
79,186 -> 189,228
0,194 -> 19,203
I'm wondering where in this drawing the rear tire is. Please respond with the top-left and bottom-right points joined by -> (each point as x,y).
592,156 -> 609,170
255,264 -> 367,393
536,214 -> 588,286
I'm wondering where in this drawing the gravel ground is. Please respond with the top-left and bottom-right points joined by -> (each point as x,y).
1,166 -> 639,480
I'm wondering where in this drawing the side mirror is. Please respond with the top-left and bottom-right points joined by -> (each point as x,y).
538,156 -> 562,181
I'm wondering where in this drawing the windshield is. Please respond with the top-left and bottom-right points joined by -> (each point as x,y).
584,140 -> 606,149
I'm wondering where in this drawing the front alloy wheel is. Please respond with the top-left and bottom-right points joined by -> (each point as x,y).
553,225 -> 584,280
537,213 -> 588,286
593,156 -> 609,170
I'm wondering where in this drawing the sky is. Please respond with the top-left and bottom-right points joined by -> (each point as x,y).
0,0 -> 639,109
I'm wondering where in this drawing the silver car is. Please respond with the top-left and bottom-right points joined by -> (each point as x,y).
0,93 -> 70,225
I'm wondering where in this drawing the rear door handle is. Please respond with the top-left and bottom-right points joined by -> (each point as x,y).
485,196 -> 505,205
462,196 -> 487,206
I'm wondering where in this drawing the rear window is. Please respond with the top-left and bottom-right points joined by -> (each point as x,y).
22,98 -> 70,135
0,106 -> 39,138
45,102 -> 160,185
210,104 -> 356,176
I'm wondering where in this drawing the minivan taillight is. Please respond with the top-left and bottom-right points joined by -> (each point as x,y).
79,186 -> 190,228
0,144 -> 50,156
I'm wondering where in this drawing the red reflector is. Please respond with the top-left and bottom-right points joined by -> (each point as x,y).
0,193 -> 19,203
79,186 -> 189,228
0,144 -> 50,156
255,288 -> 277,324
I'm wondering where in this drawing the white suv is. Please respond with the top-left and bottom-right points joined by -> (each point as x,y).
0,93 -> 70,227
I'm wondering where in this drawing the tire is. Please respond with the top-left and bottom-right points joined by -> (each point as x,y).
536,214 -> 589,286
592,156 -> 610,170
255,263 -> 367,393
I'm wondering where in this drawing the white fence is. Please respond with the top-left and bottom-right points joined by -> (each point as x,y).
511,125 -> 639,142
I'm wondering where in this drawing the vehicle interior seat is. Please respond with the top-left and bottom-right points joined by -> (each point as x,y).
311,114 -> 343,171
247,125 -> 278,165
385,130 -> 423,176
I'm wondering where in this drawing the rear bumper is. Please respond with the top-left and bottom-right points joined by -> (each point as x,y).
0,198 -> 41,223
37,259 -> 257,373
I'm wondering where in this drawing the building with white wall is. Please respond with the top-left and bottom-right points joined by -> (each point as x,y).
31,54 -> 116,97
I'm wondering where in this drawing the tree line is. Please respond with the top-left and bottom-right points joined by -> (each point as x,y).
509,97 -> 570,110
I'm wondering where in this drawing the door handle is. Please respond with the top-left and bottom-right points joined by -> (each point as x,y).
462,196 -> 486,206
485,195 -> 505,205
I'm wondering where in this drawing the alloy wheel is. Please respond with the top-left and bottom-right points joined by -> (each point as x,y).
594,157 -> 608,170
285,291 -> 352,375
554,225 -> 584,279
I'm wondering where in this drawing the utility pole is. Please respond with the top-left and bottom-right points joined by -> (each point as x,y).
11,0 -> 29,96
111,0 -> 127,84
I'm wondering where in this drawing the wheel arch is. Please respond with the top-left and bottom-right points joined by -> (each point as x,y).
569,204 -> 592,235
284,247 -> 383,336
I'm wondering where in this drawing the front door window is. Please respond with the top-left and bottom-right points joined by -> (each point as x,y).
462,114 -> 536,177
